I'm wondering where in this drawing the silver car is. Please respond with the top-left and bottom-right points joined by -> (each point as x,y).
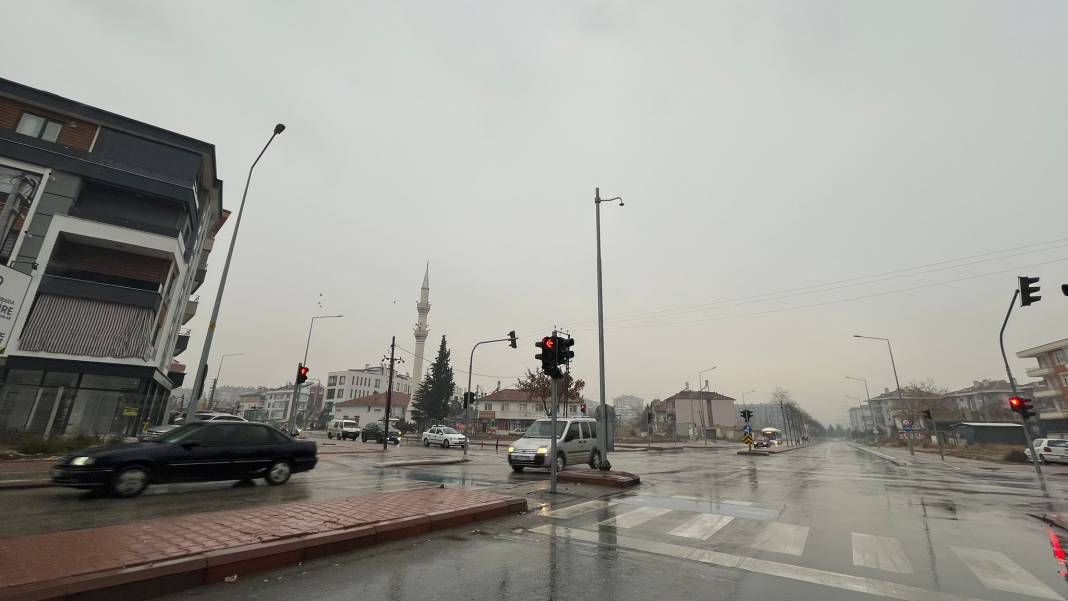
507,417 -> 599,473
140,423 -> 181,441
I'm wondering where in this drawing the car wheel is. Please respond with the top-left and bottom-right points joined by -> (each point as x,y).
512,465 -> 524,473
423,438 -> 430,447
555,453 -> 566,472
110,465 -> 150,498
265,460 -> 292,485
588,449 -> 602,470
443,439 -> 450,449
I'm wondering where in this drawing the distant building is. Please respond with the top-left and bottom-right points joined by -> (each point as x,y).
942,380 -> 1015,422
1017,337 -> 1068,435
662,390 -> 736,439
747,403 -> 786,431
260,383 -> 322,424
848,405 -> 875,433
326,365 -> 412,403
475,388 -> 583,434
332,391 -> 410,426
612,394 -> 645,427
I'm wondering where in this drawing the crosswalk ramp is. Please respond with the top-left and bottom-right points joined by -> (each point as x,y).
538,496 -> 1064,600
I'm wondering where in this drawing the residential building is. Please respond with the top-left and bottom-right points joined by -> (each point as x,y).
865,387 -> 943,434
332,391 -> 410,426
612,394 -> 646,427
1017,337 -> 1068,434
662,390 -> 736,438
0,78 -> 224,438
326,365 -> 412,403
260,383 -> 323,424
848,405 -> 874,433
651,398 -> 674,433
942,380 -> 1016,422
237,390 -> 266,422
475,388 -> 583,433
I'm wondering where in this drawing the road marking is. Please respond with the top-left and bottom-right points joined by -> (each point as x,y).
668,513 -> 734,540
951,546 -> 1062,600
530,525 -> 996,601
544,500 -> 617,519
598,506 -> 672,529
671,495 -> 753,506
751,522 -> 809,556
851,532 -> 913,573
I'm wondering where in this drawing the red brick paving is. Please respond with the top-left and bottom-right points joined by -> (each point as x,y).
0,488 -> 526,601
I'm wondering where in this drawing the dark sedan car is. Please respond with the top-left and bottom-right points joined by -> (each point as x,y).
51,421 -> 317,498
361,423 -> 400,444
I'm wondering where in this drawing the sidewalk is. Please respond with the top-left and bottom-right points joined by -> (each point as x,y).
0,459 -> 51,489
0,487 -> 526,601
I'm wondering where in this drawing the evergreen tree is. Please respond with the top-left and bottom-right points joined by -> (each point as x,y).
410,336 -> 455,425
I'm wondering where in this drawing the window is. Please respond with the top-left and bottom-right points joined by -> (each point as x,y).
328,376 -> 337,386
484,402 -> 493,411
376,379 -> 381,388
339,376 -> 346,385
16,113 -> 63,143
1062,374 -> 1068,387
200,424 -> 240,446
326,389 -> 335,400
1055,350 -> 1067,365
518,403 -> 526,412
588,422 -> 597,438
238,425 -> 274,445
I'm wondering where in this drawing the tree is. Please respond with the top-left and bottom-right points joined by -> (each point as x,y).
516,369 -> 585,414
410,336 -> 455,425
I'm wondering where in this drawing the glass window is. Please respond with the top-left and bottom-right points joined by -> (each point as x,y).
441,427 -> 459,434
339,376 -> 346,385
238,425 -> 274,445
42,372 -> 78,387
42,121 -> 62,143
79,374 -> 140,391
1055,350 -> 1067,365
1062,374 -> 1068,387
200,424 -> 239,446
326,389 -> 335,400
588,421 -> 597,438
16,113 -> 63,141
525,420 -> 566,438
6,369 -> 43,385
328,376 -> 337,386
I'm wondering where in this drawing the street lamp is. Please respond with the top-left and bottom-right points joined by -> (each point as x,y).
594,187 -> 623,471
465,330 -> 518,457
846,375 -> 876,444
853,334 -> 912,456
189,123 -> 286,418
697,366 -> 717,391
286,315 -> 343,432
207,352 -> 244,409
741,390 -> 756,409
691,366 -> 717,444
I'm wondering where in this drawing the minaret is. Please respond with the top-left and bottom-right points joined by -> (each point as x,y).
412,263 -> 431,386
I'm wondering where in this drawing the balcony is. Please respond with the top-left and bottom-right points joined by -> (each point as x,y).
182,295 -> 199,324
1035,387 -> 1062,399
38,274 -> 162,311
1027,366 -> 1054,378
191,267 -> 207,292
202,236 -> 214,252
174,327 -> 190,355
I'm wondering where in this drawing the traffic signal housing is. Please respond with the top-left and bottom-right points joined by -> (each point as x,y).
559,337 -> 575,364
296,363 -> 309,385
1009,396 -> 1036,420
1019,276 -> 1042,307
740,409 -> 754,422
508,330 -> 517,349
535,336 -> 561,378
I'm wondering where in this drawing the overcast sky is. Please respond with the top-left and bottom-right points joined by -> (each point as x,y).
4,1 -> 1067,425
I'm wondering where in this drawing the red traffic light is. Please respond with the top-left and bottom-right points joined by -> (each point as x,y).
297,363 -> 310,384
580,403 -> 587,414
544,337 -> 555,349
1009,396 -> 1023,409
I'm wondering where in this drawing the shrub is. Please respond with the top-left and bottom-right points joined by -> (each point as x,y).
1003,449 -> 1029,463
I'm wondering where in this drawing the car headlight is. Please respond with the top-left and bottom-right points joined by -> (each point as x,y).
537,447 -> 548,455
508,446 -> 515,453
70,456 -> 95,466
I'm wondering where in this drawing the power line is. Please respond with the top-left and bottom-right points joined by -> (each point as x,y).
393,344 -> 523,380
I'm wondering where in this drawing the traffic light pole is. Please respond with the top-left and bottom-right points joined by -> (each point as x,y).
1000,288 -> 1046,485
594,188 -> 622,471
549,375 -> 559,494
465,332 -> 517,458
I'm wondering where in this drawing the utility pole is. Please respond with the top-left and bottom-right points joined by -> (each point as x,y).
855,335 -> 913,456
1000,288 -> 1046,486
384,336 -> 397,451
594,187 -> 623,471
286,315 -> 342,434
550,370 -> 559,494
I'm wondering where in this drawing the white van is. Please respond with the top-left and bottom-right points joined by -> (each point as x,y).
327,419 -> 360,440
507,417 -> 600,473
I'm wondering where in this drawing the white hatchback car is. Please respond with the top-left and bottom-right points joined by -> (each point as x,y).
1024,438 -> 1068,464
422,426 -> 468,449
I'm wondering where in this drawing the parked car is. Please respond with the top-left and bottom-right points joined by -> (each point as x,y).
1024,438 -> 1068,464
327,420 -> 361,440
507,417 -> 600,473
361,422 -> 400,444
508,428 -> 527,437
140,423 -> 181,442
51,421 -> 317,498
267,420 -> 302,437
173,412 -> 246,424
422,426 -> 467,448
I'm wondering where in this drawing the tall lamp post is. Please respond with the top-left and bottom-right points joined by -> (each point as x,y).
287,315 -> 343,433
594,187 -> 623,471
741,390 -> 756,409
854,334 -> 912,456
189,124 -> 286,419
846,375 -> 875,444
207,352 -> 244,409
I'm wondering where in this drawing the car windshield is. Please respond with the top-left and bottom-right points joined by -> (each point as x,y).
1048,440 -> 1068,447
154,423 -> 205,443
343,421 -> 357,428
441,427 -> 459,434
524,420 -> 567,438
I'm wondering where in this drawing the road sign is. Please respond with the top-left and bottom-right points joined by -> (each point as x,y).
901,418 -> 913,432
897,431 -> 924,440
742,432 -> 754,445
743,424 -> 752,434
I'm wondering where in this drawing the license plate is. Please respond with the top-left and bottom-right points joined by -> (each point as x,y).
513,454 -> 533,460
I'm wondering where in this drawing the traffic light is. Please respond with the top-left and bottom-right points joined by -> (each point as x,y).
1009,396 -> 1036,420
463,391 -> 473,409
296,363 -> 309,385
508,330 -> 517,349
922,409 -> 933,420
535,336 -> 561,378
739,409 -> 754,422
1019,276 -> 1042,307
559,336 -> 575,364
581,403 -> 588,414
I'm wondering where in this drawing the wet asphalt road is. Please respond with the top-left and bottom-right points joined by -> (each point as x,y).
9,441 -> 1068,600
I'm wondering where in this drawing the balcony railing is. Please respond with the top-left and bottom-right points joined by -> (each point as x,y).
1027,366 -> 1054,378
182,295 -> 199,324
1035,388 -> 1061,399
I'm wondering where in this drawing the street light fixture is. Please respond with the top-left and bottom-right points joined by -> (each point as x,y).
594,187 -> 624,471
189,124 -> 286,418
846,375 -> 877,444
286,315 -> 343,433
853,334 -> 912,455
207,352 -> 245,409
741,390 -> 756,409
697,366 -> 717,391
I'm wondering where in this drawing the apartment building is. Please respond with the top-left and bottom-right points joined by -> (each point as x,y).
332,391 -> 410,425
942,380 -> 1015,422
663,390 -> 737,438
1017,337 -> 1068,435
326,364 -> 412,403
476,388 -> 583,433
848,405 -> 875,433
260,383 -> 324,423
0,78 -> 224,439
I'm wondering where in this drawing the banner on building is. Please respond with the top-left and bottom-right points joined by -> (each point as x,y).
0,264 -> 31,355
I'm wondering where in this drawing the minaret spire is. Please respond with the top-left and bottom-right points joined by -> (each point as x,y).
412,263 -> 431,386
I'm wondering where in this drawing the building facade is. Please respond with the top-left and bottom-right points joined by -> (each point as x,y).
0,78 -> 224,439
848,405 -> 874,434
1017,337 -> 1068,435
475,388 -> 583,433
663,390 -> 737,438
260,383 -> 322,423
942,380 -> 1015,422
326,365 -> 412,403
331,391 -> 410,425
747,403 -> 786,431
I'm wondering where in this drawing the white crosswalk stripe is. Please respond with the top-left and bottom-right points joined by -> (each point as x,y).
599,506 -> 672,529
667,513 -> 734,540
544,500 -> 616,519
951,546 -> 1062,600
751,522 -> 809,556
851,532 -> 913,574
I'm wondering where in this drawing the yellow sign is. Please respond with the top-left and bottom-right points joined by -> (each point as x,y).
742,433 -> 754,445
122,406 -> 139,417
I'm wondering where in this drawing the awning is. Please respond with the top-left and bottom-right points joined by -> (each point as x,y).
20,293 -> 153,359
